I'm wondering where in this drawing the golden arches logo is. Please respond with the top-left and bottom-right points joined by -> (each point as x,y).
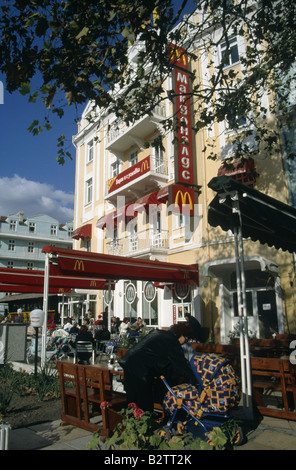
74,260 -> 85,271
90,280 -> 97,287
170,46 -> 188,66
175,190 -> 193,210
108,176 -> 117,191
141,159 -> 150,172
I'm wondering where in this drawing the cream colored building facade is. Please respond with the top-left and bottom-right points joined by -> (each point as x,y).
72,9 -> 296,341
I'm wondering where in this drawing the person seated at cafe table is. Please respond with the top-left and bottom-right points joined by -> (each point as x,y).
94,323 -> 111,343
74,325 -> 95,364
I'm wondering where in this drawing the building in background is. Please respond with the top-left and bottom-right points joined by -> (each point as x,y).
0,212 -> 73,316
71,7 -> 296,340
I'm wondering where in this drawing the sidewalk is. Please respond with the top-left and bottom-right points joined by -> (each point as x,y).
8,419 -> 95,450
7,412 -> 296,450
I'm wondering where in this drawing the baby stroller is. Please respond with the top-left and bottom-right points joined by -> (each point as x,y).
159,353 -> 243,445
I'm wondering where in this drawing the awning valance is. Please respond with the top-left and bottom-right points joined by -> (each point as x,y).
0,283 -> 71,294
0,292 -> 57,303
208,175 -> 296,253
0,267 -> 113,291
42,246 -> 199,285
72,223 -> 92,240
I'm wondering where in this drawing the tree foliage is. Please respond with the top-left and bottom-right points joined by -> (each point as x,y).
0,0 -> 295,163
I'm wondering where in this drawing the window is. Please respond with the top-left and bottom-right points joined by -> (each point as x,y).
28,242 -> 34,253
87,139 -> 94,163
7,261 -> 13,268
85,178 -> 93,204
174,212 -> 185,229
153,137 -> 164,173
9,220 -> 17,231
29,222 -> 36,233
27,262 -> 34,270
226,113 -> 247,130
129,150 -> 138,167
68,227 -> 73,238
8,239 -> 15,251
111,160 -> 120,177
51,225 -> 57,236
221,37 -> 239,68
129,223 -> 138,252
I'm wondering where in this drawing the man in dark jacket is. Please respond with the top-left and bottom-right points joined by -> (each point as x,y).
119,323 -> 196,412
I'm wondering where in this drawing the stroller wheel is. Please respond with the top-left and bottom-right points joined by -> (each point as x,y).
176,421 -> 185,435
233,427 -> 244,446
157,426 -> 175,441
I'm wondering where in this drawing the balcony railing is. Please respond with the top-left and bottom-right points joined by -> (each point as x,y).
106,104 -> 166,149
106,229 -> 169,256
105,155 -> 168,199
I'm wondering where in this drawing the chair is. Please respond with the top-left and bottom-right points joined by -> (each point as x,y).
96,340 -> 114,362
251,357 -> 296,420
74,341 -> 95,365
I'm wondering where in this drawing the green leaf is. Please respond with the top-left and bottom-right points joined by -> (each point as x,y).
19,82 -> 31,96
75,26 -> 89,40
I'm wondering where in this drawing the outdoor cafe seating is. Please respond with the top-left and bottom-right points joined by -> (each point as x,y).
56,334 -> 296,437
191,336 -> 296,421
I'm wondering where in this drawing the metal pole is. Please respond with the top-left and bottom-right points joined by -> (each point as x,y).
41,253 -> 50,368
238,224 -> 253,416
34,326 -> 38,376
232,193 -> 253,419
233,226 -> 247,407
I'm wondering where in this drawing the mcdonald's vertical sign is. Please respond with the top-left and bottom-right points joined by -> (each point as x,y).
169,184 -> 195,216
170,44 -> 195,186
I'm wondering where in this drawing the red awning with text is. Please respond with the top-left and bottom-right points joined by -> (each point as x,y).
42,246 -> 199,285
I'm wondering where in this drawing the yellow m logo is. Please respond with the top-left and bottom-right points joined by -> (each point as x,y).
170,46 -> 188,66
74,260 -> 85,271
90,280 -> 97,287
141,159 -> 150,172
175,190 -> 193,210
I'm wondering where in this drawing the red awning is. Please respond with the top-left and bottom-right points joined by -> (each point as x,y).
0,267 -> 113,290
72,223 -> 92,240
96,213 -> 115,229
0,283 -> 71,294
42,246 -> 199,285
97,189 -> 169,229
132,191 -> 159,212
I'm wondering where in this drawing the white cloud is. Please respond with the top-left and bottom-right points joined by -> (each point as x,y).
0,174 -> 74,223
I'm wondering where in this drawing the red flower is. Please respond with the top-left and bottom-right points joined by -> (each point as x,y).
100,401 -> 110,409
133,407 -> 144,420
128,402 -> 137,409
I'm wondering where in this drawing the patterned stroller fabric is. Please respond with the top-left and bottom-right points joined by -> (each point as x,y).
162,353 -> 241,417
163,383 -> 200,414
190,353 -> 241,414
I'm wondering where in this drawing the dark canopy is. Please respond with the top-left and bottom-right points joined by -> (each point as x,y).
208,176 -> 296,253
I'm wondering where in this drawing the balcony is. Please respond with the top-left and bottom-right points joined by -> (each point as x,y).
106,104 -> 166,155
106,229 -> 169,258
105,155 -> 169,204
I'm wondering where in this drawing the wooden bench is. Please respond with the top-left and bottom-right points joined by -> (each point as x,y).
251,357 -> 296,420
57,361 -> 126,435
191,342 -> 239,370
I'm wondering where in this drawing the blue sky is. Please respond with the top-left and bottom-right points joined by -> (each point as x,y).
0,82 -> 83,223
0,0 -> 196,224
